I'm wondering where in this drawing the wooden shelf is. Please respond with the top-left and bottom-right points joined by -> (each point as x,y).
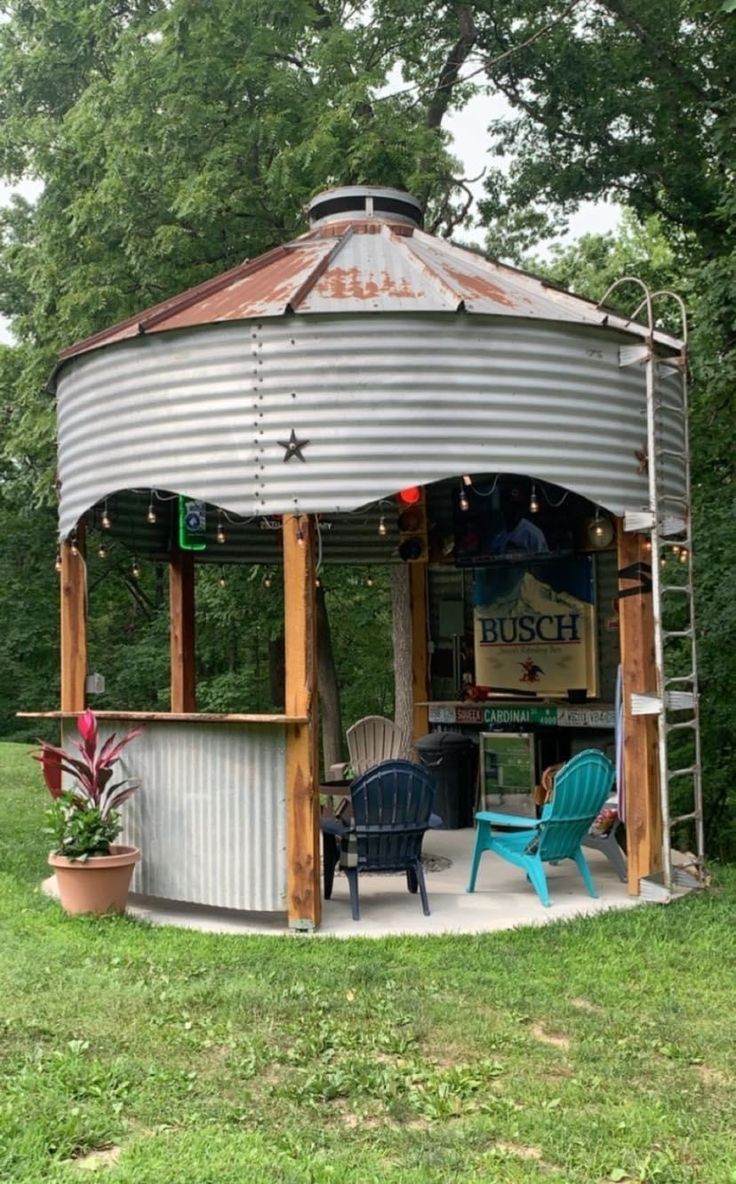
16,710 -> 307,725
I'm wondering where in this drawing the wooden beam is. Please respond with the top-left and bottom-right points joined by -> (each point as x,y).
283,514 -> 320,930
60,525 -> 87,713
409,561 -> 429,741
617,523 -> 662,893
169,549 -> 196,712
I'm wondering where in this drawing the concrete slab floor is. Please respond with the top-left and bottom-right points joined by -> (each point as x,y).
44,828 -> 641,938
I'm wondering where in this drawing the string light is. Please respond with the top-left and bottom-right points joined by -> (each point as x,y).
315,575 -> 321,588
263,574 -> 272,589
219,567 -> 227,588
378,516 -> 387,536
366,575 -> 374,587
672,544 -> 681,558
459,480 -> 469,512
146,497 -> 157,525
296,522 -> 305,546
54,548 -> 62,573
680,548 -> 688,564
216,512 -> 226,544
529,485 -> 540,514
643,537 -> 652,553
101,501 -> 111,530
70,535 -> 79,557
97,542 -> 108,559
131,557 -> 141,580
593,512 -> 606,540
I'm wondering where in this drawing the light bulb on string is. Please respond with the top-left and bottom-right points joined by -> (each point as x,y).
680,548 -> 688,564
366,574 -> 374,588
131,557 -> 141,580
459,481 -> 469,512
672,544 -> 681,558
101,501 -> 111,530
296,522 -> 305,546
146,497 -> 157,525
643,537 -> 652,553
219,567 -> 227,588
216,513 -> 226,544
377,516 -> 387,537
315,575 -> 321,588
529,485 -> 540,514
263,573 -> 272,589
97,542 -> 108,560
54,548 -> 62,573
593,517 -> 606,541
70,535 -> 79,558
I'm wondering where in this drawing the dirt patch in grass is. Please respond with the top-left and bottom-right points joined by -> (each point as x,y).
693,1064 -> 733,1088
570,997 -> 601,1013
495,1141 -> 543,1161
72,1145 -> 121,1171
531,1023 -> 571,1050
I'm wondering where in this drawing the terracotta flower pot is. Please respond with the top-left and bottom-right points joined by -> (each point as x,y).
48,845 -> 140,915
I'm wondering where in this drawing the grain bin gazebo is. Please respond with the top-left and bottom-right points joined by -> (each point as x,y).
47,185 -> 701,929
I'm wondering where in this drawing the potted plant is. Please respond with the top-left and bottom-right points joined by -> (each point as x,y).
35,710 -> 143,915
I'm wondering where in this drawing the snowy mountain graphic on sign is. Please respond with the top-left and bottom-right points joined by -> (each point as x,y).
476,571 -> 584,620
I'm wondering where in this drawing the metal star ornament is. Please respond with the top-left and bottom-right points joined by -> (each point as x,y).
278,428 -> 310,463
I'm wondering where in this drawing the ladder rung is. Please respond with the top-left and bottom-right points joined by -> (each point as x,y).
670,811 -> 698,825
661,585 -> 690,593
666,719 -> 696,732
658,494 -> 688,505
665,674 -> 695,686
658,448 -> 687,460
668,766 -> 698,781
663,629 -> 693,639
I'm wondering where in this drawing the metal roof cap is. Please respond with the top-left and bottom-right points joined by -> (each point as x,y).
307,185 -> 423,229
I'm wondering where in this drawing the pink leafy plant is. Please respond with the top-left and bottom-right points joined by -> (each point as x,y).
35,709 -> 142,819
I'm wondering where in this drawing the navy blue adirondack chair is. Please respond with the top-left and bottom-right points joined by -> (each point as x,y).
467,749 -> 615,907
328,759 -> 436,921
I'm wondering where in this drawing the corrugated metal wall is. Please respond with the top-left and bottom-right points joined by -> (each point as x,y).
57,314 -> 685,538
97,720 -> 286,912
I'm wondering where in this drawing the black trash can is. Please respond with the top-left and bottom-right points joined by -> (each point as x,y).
416,732 -> 478,829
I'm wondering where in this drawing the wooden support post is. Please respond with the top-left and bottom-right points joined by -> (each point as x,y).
410,561 -> 429,742
60,524 -> 87,713
617,523 -> 662,893
283,514 -> 320,930
169,549 -> 196,712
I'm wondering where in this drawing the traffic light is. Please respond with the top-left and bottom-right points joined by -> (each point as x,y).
397,486 -> 427,562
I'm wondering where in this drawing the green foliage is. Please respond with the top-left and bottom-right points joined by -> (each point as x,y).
45,794 -> 121,860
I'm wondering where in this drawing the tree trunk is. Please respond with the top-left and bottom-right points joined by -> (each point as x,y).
317,584 -> 343,775
391,565 -> 413,749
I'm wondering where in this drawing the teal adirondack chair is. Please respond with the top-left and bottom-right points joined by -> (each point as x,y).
467,749 -> 615,907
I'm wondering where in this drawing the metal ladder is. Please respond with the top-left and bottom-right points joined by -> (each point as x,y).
600,279 -> 705,898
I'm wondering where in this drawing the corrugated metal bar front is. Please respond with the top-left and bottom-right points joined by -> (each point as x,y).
108,720 -> 285,912
57,314 -> 682,537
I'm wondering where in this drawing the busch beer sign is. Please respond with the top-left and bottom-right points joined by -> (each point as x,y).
473,558 -> 598,697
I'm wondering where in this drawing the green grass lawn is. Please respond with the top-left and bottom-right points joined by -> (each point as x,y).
1,741 -> 735,1184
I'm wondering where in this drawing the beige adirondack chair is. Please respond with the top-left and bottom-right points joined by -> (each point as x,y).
346,716 -> 411,776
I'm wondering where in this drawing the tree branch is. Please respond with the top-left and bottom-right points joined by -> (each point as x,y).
426,4 -> 478,130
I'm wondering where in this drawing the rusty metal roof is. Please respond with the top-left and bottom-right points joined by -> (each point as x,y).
59,193 -> 679,364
